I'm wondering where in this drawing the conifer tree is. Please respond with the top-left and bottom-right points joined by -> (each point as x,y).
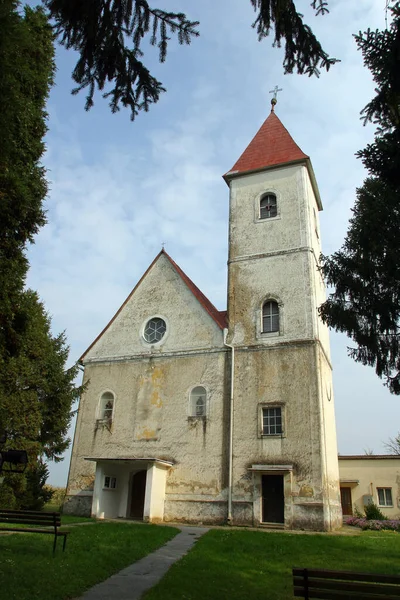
0,1 -> 54,359
320,2 -> 400,393
43,0 -> 337,120
0,1 -> 83,507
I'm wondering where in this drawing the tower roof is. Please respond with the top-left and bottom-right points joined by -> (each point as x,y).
224,110 -> 309,180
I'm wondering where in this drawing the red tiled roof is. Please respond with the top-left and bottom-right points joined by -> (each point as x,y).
224,110 -> 308,179
80,250 -> 226,361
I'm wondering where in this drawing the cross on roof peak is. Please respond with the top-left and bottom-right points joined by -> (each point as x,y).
269,85 -> 282,111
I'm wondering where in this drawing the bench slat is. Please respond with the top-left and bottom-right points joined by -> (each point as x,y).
0,518 -> 61,526
294,587 -> 396,599
0,527 -> 69,535
293,568 -> 400,585
0,509 -> 58,514
293,577 -> 400,597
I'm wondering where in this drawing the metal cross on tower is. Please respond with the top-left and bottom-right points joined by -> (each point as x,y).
269,85 -> 283,100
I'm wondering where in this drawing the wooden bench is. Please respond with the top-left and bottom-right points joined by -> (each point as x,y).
0,509 -> 69,554
293,567 -> 400,599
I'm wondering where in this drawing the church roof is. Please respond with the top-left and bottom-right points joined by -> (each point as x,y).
164,251 -> 227,330
224,109 -> 308,180
80,250 -> 227,361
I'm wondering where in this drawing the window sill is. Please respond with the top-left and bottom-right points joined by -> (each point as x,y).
256,215 -> 281,224
260,434 -> 285,438
187,416 -> 207,421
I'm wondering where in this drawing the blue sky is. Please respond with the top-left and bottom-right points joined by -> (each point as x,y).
25,0 -> 400,486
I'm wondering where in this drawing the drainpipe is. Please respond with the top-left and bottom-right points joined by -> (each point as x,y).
316,344 -> 332,531
224,329 -> 234,525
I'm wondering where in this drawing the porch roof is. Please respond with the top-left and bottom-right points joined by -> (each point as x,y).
248,464 -> 293,472
340,479 -> 359,486
84,457 -> 174,468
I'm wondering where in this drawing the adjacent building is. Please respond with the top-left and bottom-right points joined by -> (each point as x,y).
339,455 -> 400,518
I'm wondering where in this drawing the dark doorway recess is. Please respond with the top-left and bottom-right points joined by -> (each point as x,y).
130,470 -> 147,519
340,487 -> 353,516
262,474 -> 284,523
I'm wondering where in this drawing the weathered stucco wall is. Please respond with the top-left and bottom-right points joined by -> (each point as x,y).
226,161 -> 341,530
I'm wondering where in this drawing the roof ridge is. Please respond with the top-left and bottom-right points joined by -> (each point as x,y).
162,250 -> 227,329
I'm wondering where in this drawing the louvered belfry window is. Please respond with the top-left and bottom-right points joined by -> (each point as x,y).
260,194 -> 277,219
262,301 -> 279,333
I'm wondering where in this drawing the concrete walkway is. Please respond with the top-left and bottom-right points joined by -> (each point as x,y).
78,526 -> 209,600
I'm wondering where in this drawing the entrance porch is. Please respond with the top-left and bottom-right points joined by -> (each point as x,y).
85,457 -> 173,522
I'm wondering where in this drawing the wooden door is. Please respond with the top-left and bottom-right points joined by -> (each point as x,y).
262,475 -> 284,523
340,487 -> 353,515
130,470 -> 147,519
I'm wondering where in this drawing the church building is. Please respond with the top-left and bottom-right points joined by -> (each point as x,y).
64,100 -> 342,530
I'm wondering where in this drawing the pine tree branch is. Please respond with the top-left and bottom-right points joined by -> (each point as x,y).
44,0 -> 199,120
250,0 -> 338,76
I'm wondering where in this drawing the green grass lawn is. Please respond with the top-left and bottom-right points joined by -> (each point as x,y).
144,529 -> 400,600
0,521 -> 178,600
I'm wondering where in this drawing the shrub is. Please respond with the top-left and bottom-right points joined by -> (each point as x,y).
19,461 -> 53,511
364,502 -> 387,521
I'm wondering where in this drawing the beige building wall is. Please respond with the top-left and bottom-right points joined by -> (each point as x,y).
339,456 -> 400,518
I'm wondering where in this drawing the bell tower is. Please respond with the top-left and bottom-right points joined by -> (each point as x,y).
224,99 -> 342,530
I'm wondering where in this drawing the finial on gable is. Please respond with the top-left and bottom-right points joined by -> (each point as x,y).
269,85 -> 282,112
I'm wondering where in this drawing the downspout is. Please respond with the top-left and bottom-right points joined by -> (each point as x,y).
224,329 -> 234,525
316,344 -> 332,531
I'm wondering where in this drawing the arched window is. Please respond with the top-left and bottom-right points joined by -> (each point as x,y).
190,386 -> 207,417
262,301 -> 279,333
260,194 -> 277,219
99,391 -> 114,422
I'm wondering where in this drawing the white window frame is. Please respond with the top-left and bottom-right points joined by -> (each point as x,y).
377,487 -> 393,507
188,386 -> 208,418
260,405 -> 284,437
262,300 -> 280,334
256,296 -> 283,341
103,476 -> 117,490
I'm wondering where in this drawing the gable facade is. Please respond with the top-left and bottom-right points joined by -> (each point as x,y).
64,106 -> 342,530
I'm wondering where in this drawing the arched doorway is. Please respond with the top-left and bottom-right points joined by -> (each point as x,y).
130,470 -> 147,519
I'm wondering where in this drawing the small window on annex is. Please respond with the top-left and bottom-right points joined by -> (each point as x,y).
262,407 -> 283,436
99,391 -> 114,422
104,476 -> 117,490
260,194 -> 277,219
190,386 -> 207,417
262,301 -> 279,333
377,487 -> 393,506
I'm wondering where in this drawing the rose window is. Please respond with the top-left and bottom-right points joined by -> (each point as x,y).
144,318 -> 166,343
